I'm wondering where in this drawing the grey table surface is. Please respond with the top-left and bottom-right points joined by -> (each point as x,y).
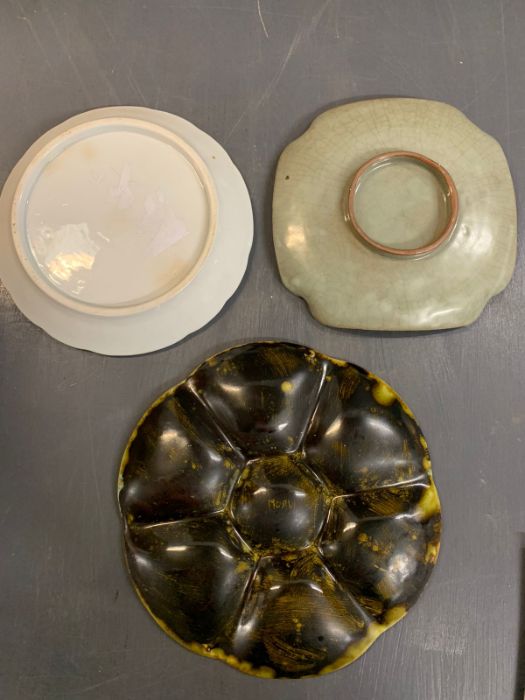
1,1 -> 524,698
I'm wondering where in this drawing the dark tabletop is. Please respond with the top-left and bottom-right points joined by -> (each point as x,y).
1,1 -> 524,698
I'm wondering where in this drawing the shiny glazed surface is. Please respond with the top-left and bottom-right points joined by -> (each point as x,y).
0,107 -> 253,354
118,342 -> 441,678
13,118 -> 216,315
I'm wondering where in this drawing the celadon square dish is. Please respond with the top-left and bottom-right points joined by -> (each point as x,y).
273,98 -> 517,331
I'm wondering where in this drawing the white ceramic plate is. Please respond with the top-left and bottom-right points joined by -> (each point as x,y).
0,107 -> 253,354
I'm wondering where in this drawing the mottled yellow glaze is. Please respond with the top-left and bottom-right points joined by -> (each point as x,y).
416,480 -> 441,520
132,576 -> 277,679
118,341 -> 441,679
371,380 -> 397,406
319,605 -> 407,675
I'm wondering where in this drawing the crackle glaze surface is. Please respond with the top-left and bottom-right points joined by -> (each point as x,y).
118,342 -> 441,678
273,98 -> 517,330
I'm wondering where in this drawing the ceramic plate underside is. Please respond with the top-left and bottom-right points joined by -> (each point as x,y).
12,118 -> 216,315
118,341 -> 441,678
0,107 -> 253,354
273,98 -> 517,331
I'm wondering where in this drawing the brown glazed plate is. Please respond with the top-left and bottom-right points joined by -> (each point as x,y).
118,342 -> 441,678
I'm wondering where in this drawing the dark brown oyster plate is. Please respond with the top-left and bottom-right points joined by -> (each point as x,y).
118,342 -> 441,678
